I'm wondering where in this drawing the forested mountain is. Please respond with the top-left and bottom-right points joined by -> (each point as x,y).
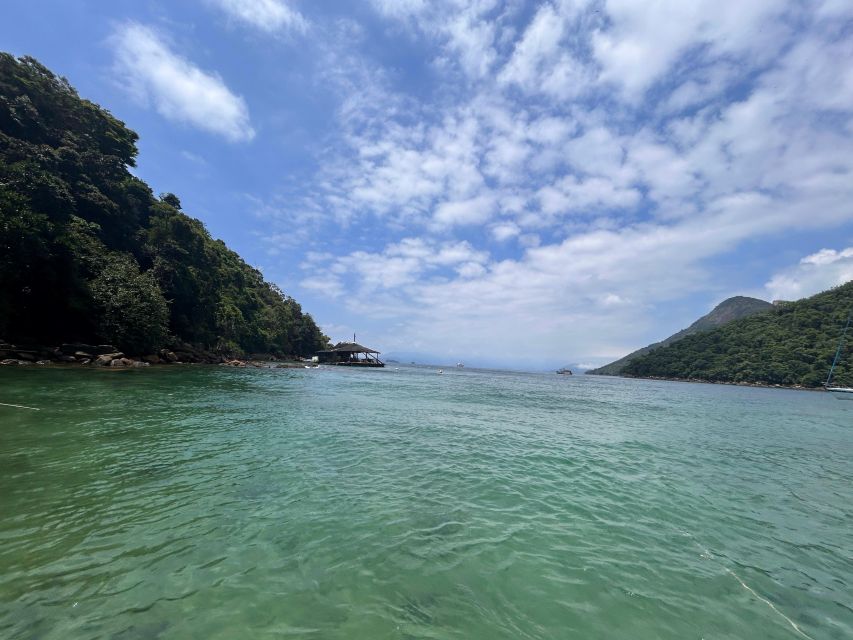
0,54 -> 328,357
622,282 -> 853,388
588,296 -> 774,375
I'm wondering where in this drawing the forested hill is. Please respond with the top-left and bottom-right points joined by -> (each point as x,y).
588,296 -> 773,376
622,281 -> 853,388
0,54 -> 328,357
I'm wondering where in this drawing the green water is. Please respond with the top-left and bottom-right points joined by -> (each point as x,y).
1,366 -> 851,639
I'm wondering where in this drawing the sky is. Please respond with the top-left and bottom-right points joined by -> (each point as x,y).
3,0 -> 853,369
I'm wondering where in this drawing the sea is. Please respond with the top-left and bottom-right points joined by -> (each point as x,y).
1,365 -> 851,639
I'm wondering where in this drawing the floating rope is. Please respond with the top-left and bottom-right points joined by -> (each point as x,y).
692,538 -> 814,640
0,402 -> 40,410
723,566 -> 814,640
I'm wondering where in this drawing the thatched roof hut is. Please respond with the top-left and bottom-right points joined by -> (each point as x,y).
316,342 -> 384,367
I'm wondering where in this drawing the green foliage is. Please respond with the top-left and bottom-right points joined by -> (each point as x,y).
0,53 -> 329,356
623,282 -> 853,388
90,252 -> 169,353
589,296 -> 774,376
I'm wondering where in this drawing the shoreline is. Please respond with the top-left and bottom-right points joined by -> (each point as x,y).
0,342 -> 310,370
590,372 -> 826,393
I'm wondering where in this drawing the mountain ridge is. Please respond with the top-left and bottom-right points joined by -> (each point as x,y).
621,281 -> 853,388
587,296 -> 774,376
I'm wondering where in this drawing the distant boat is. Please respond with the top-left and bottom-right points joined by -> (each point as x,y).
556,367 -> 573,375
456,362 -> 464,368
825,308 -> 853,397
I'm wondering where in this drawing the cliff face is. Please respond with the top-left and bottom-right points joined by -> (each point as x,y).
588,296 -> 773,376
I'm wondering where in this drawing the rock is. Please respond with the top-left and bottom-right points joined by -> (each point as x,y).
80,359 -> 90,365
36,360 -> 50,365
1,358 -> 19,365
159,349 -> 178,363
120,358 -> 133,366
61,343 -> 118,356
96,352 -> 123,366
74,351 -> 93,358
131,361 -> 149,367
15,351 -> 36,361
59,355 -> 77,363
142,354 -> 161,364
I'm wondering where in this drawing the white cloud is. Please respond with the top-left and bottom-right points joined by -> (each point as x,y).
490,221 -> 521,241
766,248 -> 853,301
593,0 -> 786,98
210,0 -> 307,34
498,2 -> 593,99
112,23 -> 255,142
537,176 -> 641,217
268,1 -> 853,364
433,194 -> 495,227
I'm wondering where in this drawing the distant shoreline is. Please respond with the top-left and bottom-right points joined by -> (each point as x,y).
589,373 -> 826,393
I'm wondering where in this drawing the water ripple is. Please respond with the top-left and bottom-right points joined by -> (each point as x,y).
0,366 -> 851,639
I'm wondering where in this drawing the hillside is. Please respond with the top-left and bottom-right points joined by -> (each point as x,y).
588,296 -> 774,375
0,54 -> 328,357
621,281 -> 853,388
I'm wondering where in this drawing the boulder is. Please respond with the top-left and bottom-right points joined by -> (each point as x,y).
14,351 -> 37,361
142,354 -> 161,364
61,343 -> 118,356
36,360 -> 50,365
59,355 -> 77,363
1,358 -> 19,365
159,349 -> 178,363
74,351 -> 93,359
95,352 -> 123,366
131,361 -> 149,367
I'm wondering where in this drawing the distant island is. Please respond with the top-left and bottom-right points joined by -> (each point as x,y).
590,282 -> 852,389
0,54 -> 329,364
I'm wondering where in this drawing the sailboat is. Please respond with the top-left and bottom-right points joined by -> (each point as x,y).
825,308 -> 853,397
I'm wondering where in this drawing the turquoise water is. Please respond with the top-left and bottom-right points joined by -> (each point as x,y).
1,365 -> 851,639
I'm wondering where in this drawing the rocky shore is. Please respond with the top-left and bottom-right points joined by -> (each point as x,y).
0,341 -> 307,369
616,373 -> 824,392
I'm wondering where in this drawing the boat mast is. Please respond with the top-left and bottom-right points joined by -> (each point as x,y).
826,307 -> 853,387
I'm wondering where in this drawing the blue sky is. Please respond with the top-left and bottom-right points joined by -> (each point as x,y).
3,0 -> 853,368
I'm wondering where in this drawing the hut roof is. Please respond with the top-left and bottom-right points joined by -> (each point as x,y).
321,342 -> 380,354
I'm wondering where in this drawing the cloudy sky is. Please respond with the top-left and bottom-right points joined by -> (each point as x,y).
3,0 -> 853,368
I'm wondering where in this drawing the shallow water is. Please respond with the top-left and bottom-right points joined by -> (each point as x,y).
1,365 -> 851,639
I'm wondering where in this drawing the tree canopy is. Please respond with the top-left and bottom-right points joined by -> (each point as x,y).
622,281 -> 853,388
0,53 -> 328,356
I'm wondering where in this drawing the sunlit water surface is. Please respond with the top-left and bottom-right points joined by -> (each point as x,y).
1,366 -> 851,639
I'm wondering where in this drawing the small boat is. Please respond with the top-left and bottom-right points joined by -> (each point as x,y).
456,362 -> 464,368
825,308 -> 853,397
556,367 -> 573,375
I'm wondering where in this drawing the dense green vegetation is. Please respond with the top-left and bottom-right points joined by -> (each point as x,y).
623,282 -> 853,388
588,296 -> 773,375
0,54 -> 328,356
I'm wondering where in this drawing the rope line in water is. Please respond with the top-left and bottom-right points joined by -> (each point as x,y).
723,567 -> 814,640
0,402 -> 40,410
690,537 -> 814,640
